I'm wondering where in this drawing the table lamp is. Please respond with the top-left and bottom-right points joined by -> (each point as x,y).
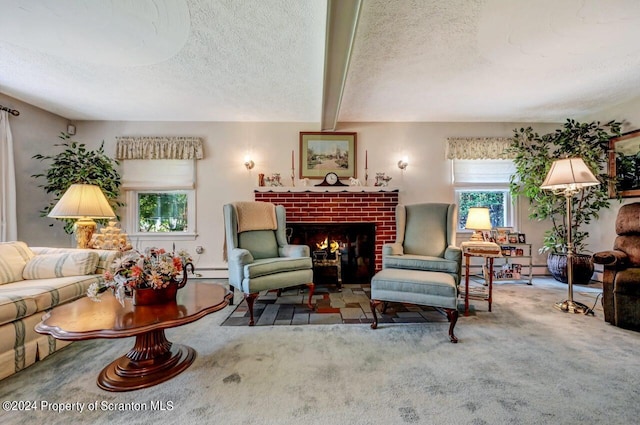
48,183 -> 116,248
541,157 -> 599,314
465,207 -> 492,241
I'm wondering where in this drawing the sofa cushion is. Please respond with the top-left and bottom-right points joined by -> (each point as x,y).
0,275 -> 103,326
30,247 -> 120,274
22,251 -> 100,280
0,241 -> 35,285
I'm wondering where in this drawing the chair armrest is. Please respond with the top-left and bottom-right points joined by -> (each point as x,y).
228,248 -> 254,265
280,244 -> 310,258
593,250 -> 629,269
444,245 -> 462,263
383,243 -> 404,256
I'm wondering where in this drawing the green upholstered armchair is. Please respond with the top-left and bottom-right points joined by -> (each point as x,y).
223,202 -> 315,325
383,203 -> 462,285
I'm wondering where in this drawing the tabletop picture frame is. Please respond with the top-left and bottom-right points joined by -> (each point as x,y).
299,132 -> 357,179
609,128 -> 640,198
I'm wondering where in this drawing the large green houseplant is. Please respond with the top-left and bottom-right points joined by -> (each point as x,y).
507,119 -> 622,283
32,132 -> 123,234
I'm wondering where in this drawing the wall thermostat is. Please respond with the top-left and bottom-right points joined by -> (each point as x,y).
67,124 -> 76,135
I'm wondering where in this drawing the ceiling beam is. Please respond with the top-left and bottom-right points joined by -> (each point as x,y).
321,0 -> 362,131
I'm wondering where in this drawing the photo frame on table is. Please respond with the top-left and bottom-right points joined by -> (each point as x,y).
609,128 -> 640,198
495,227 -> 512,244
299,132 -> 357,179
518,233 -> 526,243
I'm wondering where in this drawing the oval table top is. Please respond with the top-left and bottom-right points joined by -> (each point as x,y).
36,282 -> 232,340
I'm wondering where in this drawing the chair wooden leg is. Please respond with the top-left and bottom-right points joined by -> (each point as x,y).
445,308 -> 459,343
244,293 -> 258,326
370,299 -> 382,329
229,285 -> 235,305
306,283 -> 315,309
381,301 -> 389,314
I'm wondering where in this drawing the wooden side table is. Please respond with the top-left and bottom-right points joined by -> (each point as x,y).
460,242 -> 502,316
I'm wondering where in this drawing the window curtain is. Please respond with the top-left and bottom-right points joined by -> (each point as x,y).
446,137 -> 516,184
116,136 -> 204,160
0,111 -> 17,241
445,137 -> 515,160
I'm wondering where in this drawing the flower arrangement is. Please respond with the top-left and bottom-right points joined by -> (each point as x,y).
88,247 -> 193,306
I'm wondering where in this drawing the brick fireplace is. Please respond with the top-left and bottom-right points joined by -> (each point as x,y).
254,188 -> 399,273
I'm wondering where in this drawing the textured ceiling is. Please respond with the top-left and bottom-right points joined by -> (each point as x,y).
1,0 -> 640,123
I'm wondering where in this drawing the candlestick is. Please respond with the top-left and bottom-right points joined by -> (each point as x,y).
365,150 -> 368,186
291,150 -> 295,186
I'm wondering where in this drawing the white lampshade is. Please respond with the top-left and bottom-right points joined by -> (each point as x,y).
465,207 -> 492,231
48,184 -> 116,219
540,158 -> 600,191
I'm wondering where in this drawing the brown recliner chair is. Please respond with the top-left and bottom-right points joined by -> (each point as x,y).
593,202 -> 640,331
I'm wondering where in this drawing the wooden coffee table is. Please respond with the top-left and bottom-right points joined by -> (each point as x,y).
35,282 -> 232,392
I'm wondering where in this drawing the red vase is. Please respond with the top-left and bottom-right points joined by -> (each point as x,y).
133,284 -> 178,306
132,262 -> 193,306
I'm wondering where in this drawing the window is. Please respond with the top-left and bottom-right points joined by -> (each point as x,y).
455,188 -> 513,230
135,191 -> 193,233
122,159 -> 197,239
452,159 -> 517,231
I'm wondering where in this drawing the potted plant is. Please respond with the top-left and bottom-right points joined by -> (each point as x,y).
507,119 -> 622,284
32,132 -> 124,234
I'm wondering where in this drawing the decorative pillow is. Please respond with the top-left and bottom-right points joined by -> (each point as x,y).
22,251 -> 100,280
0,241 -> 35,284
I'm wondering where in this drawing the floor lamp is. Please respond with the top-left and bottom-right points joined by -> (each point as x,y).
48,183 -> 116,249
540,158 -> 599,314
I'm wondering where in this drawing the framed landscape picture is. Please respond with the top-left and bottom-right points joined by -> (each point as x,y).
299,132 -> 357,179
609,128 -> 640,198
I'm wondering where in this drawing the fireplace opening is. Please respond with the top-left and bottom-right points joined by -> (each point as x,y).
287,222 -> 376,285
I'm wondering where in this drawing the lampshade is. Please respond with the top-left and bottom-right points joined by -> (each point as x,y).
48,184 -> 116,219
540,158 -> 600,191
465,207 -> 492,230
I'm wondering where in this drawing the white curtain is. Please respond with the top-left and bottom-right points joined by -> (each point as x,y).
0,111 -> 17,241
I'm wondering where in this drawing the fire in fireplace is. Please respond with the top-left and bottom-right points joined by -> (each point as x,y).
287,222 -> 376,284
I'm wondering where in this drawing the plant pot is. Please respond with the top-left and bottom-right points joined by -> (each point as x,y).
547,253 -> 594,285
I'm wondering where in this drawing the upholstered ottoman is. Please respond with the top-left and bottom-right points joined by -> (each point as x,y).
369,268 -> 459,342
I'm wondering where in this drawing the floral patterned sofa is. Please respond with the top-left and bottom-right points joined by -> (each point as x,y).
0,241 -> 118,380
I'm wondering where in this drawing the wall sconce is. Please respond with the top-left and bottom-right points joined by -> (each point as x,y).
397,157 -> 408,170
244,155 -> 255,170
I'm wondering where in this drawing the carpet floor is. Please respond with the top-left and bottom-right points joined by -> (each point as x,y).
1,277 -> 638,425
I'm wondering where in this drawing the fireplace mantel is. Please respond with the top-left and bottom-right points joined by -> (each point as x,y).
254,186 -> 399,193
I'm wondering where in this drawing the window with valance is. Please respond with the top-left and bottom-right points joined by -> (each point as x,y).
446,137 -> 517,231
116,137 -> 204,239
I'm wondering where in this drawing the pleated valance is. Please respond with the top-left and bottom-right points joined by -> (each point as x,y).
445,137 -> 515,160
116,136 -> 204,160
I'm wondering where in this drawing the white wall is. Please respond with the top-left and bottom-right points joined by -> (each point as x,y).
8,95 -> 632,277
0,93 -> 72,245
580,97 -> 640,257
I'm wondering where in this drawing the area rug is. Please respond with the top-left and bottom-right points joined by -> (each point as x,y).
2,278 -> 637,425
221,283 -> 459,326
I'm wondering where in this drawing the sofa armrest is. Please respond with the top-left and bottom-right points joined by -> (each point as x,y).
383,243 -> 404,256
593,250 -> 628,269
280,244 -> 310,258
